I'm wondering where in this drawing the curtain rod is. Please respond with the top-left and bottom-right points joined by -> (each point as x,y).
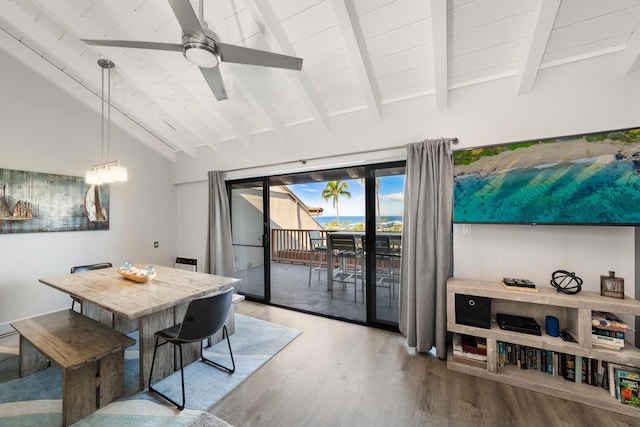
223,137 -> 458,174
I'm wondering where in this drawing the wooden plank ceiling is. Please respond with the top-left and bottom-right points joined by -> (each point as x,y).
1,0 -> 639,161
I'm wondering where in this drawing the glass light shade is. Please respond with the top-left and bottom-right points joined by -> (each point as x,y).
98,167 -> 115,183
109,165 -> 127,181
85,170 -> 102,185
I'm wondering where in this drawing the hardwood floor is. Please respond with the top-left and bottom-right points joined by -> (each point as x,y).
211,301 -> 640,427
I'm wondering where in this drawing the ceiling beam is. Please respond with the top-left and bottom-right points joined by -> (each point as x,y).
331,0 -> 381,121
429,0 -> 448,110
0,1 -> 178,161
230,68 -> 289,140
516,0 -> 561,94
246,0 -> 330,130
198,7 -> 289,142
625,23 -> 640,73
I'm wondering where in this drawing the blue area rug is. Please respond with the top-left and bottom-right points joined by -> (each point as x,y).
0,314 -> 300,426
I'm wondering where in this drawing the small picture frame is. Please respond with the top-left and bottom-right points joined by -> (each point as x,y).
601,271 -> 624,299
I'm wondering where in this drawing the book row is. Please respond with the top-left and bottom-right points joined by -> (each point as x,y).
498,341 -> 608,386
498,340 -> 640,406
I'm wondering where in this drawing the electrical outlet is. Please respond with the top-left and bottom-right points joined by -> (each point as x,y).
154,241 -> 159,248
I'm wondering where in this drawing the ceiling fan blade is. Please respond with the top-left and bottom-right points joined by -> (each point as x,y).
82,39 -> 183,52
216,42 -> 303,70
200,66 -> 228,101
168,0 -> 206,40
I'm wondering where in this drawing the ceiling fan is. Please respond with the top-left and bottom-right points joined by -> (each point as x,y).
82,0 -> 303,101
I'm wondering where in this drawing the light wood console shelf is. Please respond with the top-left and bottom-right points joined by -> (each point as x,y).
447,278 -> 640,418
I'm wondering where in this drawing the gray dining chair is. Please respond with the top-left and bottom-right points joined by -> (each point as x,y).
388,235 -> 402,297
308,230 -> 327,286
374,235 -> 393,304
69,262 -> 113,312
148,287 -> 236,410
328,233 -> 364,302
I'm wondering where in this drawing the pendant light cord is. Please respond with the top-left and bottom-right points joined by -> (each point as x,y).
87,58 -> 126,184
107,63 -> 111,163
101,64 -> 105,165
99,62 -> 113,164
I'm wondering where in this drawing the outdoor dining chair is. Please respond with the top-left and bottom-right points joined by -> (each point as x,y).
308,230 -> 327,286
148,287 -> 236,410
374,235 -> 393,304
328,233 -> 364,302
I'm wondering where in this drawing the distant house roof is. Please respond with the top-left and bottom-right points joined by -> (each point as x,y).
270,186 -> 323,230
308,207 -> 323,216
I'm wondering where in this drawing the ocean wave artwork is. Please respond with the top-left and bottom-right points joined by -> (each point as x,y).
453,129 -> 640,225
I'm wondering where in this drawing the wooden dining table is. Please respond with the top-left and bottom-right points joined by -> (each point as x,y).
39,265 -> 240,390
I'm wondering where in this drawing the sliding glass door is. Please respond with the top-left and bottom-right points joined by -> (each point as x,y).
227,162 -> 404,330
229,179 -> 269,300
366,163 -> 405,327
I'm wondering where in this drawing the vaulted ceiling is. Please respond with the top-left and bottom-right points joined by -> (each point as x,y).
2,0 -> 640,163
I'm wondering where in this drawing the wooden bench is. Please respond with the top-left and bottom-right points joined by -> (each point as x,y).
11,310 -> 136,426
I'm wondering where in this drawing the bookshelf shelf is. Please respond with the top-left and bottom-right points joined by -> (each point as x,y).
447,278 -> 640,418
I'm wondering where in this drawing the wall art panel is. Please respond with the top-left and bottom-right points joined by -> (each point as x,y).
0,168 -> 109,233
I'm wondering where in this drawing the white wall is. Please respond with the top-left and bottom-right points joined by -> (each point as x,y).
175,180 -> 208,267
174,51 -> 640,306
0,52 -> 177,333
454,224 -> 634,297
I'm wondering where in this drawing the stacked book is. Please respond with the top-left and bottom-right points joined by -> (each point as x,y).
452,333 -> 487,365
591,311 -> 630,350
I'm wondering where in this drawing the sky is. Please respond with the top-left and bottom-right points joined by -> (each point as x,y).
287,176 -> 405,217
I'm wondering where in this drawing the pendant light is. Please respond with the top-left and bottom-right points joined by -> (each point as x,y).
85,59 -> 127,185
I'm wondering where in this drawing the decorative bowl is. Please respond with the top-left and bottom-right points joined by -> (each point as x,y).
118,267 -> 156,283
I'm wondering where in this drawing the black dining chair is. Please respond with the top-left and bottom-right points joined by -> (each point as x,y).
69,262 -> 113,312
148,287 -> 236,410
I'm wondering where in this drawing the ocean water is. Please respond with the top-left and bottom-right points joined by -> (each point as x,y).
314,215 -> 402,226
454,158 -> 640,224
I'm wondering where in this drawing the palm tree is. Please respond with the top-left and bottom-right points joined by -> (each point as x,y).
321,181 -> 351,229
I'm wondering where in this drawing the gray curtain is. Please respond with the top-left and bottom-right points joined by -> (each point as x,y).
399,138 -> 453,358
205,171 -> 235,277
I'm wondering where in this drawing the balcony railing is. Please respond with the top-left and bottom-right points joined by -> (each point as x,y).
271,228 -> 329,264
271,228 -> 400,269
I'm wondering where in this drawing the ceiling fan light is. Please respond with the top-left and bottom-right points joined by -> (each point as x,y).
184,42 -> 219,68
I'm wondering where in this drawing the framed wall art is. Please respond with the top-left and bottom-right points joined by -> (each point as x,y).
0,168 -> 109,234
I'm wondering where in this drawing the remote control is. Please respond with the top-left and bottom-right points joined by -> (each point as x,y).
503,278 -> 536,288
